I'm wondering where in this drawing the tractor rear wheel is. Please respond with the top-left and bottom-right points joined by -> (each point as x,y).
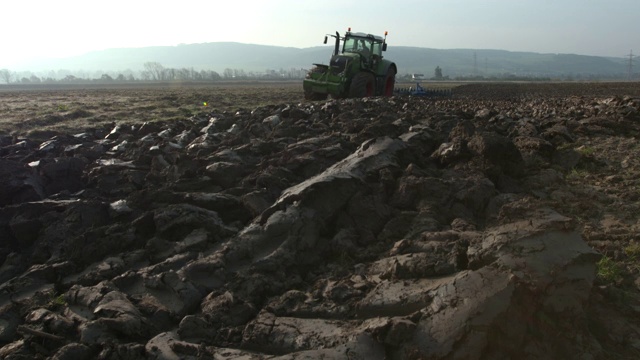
348,72 -> 375,98
383,68 -> 396,96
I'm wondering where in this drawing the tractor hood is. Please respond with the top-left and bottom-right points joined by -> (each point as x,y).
329,53 -> 359,74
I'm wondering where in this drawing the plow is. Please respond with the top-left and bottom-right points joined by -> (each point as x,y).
394,82 -> 453,97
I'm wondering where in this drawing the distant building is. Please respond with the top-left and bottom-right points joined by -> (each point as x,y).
412,74 -> 424,80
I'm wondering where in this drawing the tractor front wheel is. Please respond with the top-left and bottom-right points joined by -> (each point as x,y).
383,68 -> 396,96
348,72 -> 375,98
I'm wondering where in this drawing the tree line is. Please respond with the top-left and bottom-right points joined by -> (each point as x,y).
0,62 -> 309,84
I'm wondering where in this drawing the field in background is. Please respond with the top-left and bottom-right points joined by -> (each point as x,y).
0,82 -> 303,139
2,81 -> 638,140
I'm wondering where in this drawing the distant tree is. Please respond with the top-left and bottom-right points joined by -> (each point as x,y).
265,69 -> 277,78
434,66 -> 443,80
29,75 -> 41,83
212,70 -> 221,80
20,77 -> 30,83
116,74 -> 126,82
165,68 -> 176,81
0,69 -> 13,84
140,71 -> 151,81
100,74 -> 113,82
223,68 -> 233,79
200,70 -> 221,81
233,69 -> 246,79
57,69 -> 72,80
176,68 -> 191,81
143,62 -> 166,81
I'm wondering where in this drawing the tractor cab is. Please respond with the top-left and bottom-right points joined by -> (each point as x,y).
323,30 -> 388,68
332,31 -> 388,70
342,32 -> 386,60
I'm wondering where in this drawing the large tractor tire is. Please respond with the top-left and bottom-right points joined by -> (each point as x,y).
383,68 -> 396,96
348,72 -> 375,98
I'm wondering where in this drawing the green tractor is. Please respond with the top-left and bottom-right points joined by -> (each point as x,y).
303,28 -> 397,100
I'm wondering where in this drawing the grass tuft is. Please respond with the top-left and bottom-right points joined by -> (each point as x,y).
596,256 -> 623,284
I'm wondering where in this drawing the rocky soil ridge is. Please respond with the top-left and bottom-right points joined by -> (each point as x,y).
1,83 -> 640,359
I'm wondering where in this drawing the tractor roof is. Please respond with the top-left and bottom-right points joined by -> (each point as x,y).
345,32 -> 385,42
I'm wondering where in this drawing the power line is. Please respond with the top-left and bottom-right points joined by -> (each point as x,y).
626,50 -> 637,80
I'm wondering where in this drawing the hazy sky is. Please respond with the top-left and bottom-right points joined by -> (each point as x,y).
2,0 -> 638,68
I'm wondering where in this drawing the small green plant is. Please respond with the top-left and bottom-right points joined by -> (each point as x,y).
47,293 -> 67,309
555,142 -> 574,151
625,243 -> 640,261
596,256 -> 623,283
566,167 -> 588,181
56,104 -> 69,112
576,146 -> 595,156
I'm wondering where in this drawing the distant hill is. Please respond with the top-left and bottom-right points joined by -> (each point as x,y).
388,47 -> 628,78
16,42 -> 629,79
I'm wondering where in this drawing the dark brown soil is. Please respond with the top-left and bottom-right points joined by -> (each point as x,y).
1,81 -> 640,359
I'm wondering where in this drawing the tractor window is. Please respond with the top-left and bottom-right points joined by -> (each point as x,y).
343,38 -> 358,53
371,42 -> 383,57
343,37 -> 373,55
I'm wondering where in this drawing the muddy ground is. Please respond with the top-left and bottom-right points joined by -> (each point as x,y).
1,81 -> 640,359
